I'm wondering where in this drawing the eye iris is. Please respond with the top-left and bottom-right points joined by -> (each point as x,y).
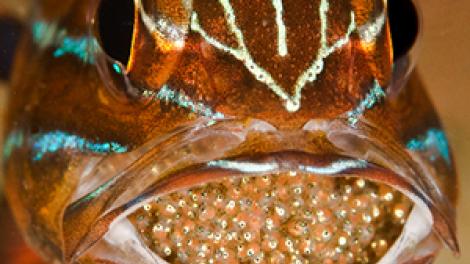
388,0 -> 419,60
98,0 -> 135,66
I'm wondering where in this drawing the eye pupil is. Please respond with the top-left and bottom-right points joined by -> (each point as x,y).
98,0 -> 135,66
388,0 -> 419,60
0,18 -> 22,80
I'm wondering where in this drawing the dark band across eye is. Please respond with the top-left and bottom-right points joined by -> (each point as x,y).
97,0 -> 135,66
0,17 -> 22,80
388,0 -> 419,60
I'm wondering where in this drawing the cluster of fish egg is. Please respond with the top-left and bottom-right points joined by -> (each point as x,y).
130,172 -> 412,263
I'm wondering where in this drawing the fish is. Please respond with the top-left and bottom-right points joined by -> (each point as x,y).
1,0 -> 459,263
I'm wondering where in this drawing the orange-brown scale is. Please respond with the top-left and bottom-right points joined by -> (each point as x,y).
129,172 -> 412,264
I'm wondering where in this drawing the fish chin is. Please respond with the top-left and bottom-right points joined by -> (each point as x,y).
60,119 -> 445,264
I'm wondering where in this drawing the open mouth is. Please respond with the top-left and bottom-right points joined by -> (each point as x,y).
129,171 -> 412,263
66,121 -> 452,264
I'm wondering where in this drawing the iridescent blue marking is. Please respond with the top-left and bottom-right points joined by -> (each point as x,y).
31,131 -> 128,161
113,63 -> 123,74
407,129 -> 451,165
348,80 -> 386,125
53,37 -> 97,63
143,85 -> 225,119
32,21 -> 97,63
32,21 -> 50,43
3,131 -> 24,160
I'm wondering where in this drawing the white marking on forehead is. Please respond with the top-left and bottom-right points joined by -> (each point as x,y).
191,0 -> 356,112
273,0 -> 288,56
358,11 -> 386,43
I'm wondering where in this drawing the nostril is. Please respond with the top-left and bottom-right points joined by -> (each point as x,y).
129,172 -> 413,263
388,0 -> 419,60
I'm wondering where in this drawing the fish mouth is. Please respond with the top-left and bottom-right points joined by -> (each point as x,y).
64,119 -> 455,263
72,155 -> 437,264
130,154 -> 415,264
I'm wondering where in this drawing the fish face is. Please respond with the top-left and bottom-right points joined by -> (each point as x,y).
2,0 -> 458,263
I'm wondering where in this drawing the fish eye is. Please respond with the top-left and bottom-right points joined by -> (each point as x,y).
388,0 -> 419,60
97,0 -> 135,67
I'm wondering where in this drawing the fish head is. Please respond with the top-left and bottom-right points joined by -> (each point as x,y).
2,0 -> 458,263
